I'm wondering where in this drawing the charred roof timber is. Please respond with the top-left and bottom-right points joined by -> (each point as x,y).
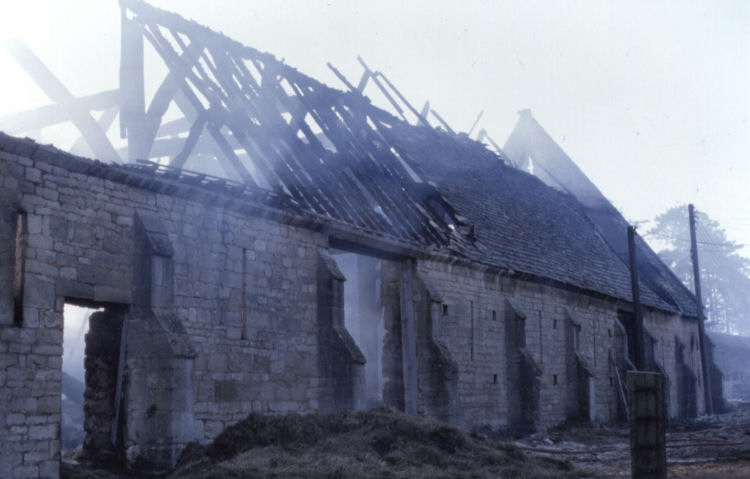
2,0 -> 485,254
0,0 -> 698,316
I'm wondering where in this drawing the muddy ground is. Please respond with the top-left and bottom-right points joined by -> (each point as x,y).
516,403 -> 750,477
62,405 -> 750,478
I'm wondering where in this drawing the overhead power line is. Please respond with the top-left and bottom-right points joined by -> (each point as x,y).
647,233 -> 746,248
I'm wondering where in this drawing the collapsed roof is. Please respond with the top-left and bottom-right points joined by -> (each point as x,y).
0,0 -> 687,314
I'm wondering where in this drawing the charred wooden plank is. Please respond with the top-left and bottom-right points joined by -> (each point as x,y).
357,56 -> 406,122
430,109 -> 455,135
375,71 -> 430,126
119,9 -> 146,140
326,62 -> 357,92
144,27 -> 259,184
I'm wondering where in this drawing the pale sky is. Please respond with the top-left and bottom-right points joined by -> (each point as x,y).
1,0 -> 748,256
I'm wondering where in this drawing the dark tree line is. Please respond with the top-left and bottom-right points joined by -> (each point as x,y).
647,206 -> 750,335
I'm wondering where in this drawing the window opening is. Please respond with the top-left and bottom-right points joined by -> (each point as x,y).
617,311 -> 637,365
470,301 -> 475,361
240,248 -> 247,340
13,212 -> 26,326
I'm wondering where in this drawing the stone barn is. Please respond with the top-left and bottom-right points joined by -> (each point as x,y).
0,1 -> 717,477
503,109 -> 725,415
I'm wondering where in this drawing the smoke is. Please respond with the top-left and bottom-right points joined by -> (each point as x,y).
62,304 -> 96,384
333,251 -> 384,408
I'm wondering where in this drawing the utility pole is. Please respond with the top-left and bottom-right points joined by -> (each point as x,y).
689,204 -> 713,414
627,226 -> 646,371
627,228 -> 667,479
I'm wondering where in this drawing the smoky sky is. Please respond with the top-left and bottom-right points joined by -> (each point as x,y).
1,0 -> 748,255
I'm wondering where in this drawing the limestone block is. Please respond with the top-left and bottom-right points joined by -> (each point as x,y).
29,424 -> 56,440
23,275 -> 55,309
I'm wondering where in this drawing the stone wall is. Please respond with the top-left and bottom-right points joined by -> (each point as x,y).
415,259 -> 707,432
1,151 -> 67,479
82,311 -> 122,461
0,146 -> 327,477
643,311 -> 707,417
0,140 -> 708,477
163,199 -> 324,440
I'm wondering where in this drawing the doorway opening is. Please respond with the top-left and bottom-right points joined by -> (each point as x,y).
331,251 -> 385,409
61,300 -> 126,463
61,304 -> 99,454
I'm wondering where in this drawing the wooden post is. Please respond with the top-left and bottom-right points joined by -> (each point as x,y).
627,371 -> 667,479
467,110 -> 484,137
356,57 -> 408,123
419,101 -> 431,127
627,226 -> 646,371
689,204 -> 713,414
429,109 -> 456,135
119,7 -> 146,145
110,317 -> 128,445
399,259 -> 418,414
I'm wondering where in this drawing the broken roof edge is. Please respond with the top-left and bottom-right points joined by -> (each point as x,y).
504,109 -> 611,209
0,130 -> 477,263
119,0 -> 399,123
120,0 -> 273,64
0,130 -> 681,316
120,0 -> 498,150
1,0 -> 687,318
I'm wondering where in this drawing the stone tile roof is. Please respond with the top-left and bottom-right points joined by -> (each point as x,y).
389,125 -> 674,311
0,123 -> 674,312
503,111 -> 698,317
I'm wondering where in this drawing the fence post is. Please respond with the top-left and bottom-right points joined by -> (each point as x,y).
627,371 -> 666,479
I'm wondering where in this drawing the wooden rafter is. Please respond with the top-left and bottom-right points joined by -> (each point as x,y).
6,39 -> 121,162
0,90 -> 119,133
1,0 -> 477,250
